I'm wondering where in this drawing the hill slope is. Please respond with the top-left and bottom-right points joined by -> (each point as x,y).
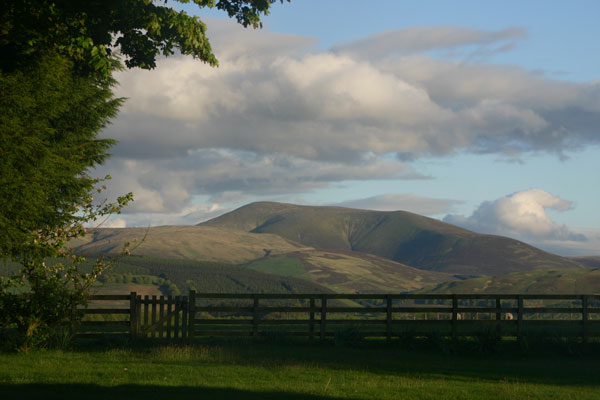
569,256 -> 600,269
201,202 -> 584,276
71,226 -> 454,293
72,225 -> 311,264
245,250 -> 454,293
417,267 -> 600,294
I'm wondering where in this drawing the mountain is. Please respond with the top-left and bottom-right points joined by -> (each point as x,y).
71,226 -> 453,293
568,256 -> 600,269
72,225 -> 311,264
201,202 -> 585,276
416,267 -> 600,294
244,250 -> 454,293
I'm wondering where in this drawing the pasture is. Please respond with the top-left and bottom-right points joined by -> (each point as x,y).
1,340 -> 599,399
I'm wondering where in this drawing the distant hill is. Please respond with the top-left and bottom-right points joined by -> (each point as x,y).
71,226 -> 454,293
109,256 -> 334,294
72,225 -> 311,264
568,256 -> 600,269
245,249 -> 454,293
416,267 -> 600,294
201,202 -> 585,276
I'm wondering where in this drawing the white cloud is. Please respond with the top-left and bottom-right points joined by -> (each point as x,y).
331,193 -> 462,215
95,216 -> 127,229
95,149 -> 423,215
95,20 -> 600,226
107,203 -> 230,227
443,189 -> 599,255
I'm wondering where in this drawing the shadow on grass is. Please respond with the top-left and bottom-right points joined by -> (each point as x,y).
0,383 -> 344,400
176,339 -> 600,388
65,337 -> 600,389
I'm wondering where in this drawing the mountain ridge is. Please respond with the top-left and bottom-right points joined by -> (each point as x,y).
201,201 -> 585,276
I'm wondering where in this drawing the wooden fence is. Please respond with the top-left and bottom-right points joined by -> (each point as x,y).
77,292 -> 600,342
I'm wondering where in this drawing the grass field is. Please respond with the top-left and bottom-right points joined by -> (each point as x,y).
1,341 -> 599,399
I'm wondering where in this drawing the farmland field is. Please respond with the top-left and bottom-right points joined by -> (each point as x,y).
1,341 -> 599,399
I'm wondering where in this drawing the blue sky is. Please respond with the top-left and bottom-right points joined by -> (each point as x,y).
98,0 -> 600,256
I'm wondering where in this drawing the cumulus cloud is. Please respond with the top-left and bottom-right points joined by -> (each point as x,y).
96,217 -> 127,229
113,203 -> 230,227
331,194 -> 463,215
444,189 -> 588,246
95,19 -> 600,225
95,149 -> 422,215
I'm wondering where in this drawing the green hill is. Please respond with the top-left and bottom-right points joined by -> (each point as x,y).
70,225 -> 455,293
72,225 -> 311,264
417,267 -> 600,294
245,249 -> 454,293
1,256 -> 333,295
201,201 -> 585,276
569,256 -> 600,269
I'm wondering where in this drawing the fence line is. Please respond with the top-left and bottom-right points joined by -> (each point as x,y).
77,292 -> 600,342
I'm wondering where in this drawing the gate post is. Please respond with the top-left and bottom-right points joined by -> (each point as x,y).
129,292 -> 138,339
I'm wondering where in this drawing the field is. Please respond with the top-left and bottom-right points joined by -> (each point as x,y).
1,341 -> 599,399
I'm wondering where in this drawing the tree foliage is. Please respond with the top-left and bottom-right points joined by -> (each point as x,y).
0,0 -> 287,350
1,0 -> 288,77
0,55 -> 125,261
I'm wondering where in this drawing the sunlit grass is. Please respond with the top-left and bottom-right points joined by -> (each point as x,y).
1,341 -> 599,399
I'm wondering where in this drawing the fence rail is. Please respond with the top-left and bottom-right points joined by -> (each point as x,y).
78,292 -> 600,342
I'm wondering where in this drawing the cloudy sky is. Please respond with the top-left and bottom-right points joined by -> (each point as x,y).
96,0 -> 600,256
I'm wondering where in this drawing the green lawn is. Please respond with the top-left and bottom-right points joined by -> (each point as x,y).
1,341 -> 599,399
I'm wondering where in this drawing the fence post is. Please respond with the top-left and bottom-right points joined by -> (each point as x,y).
188,290 -> 196,342
582,295 -> 589,344
309,298 -> 315,341
174,296 -> 180,340
129,292 -> 138,339
320,295 -> 327,340
143,295 -> 149,338
495,296 -> 501,335
137,295 -> 142,337
517,296 -> 524,341
151,295 -> 157,338
181,295 -> 188,342
386,295 -> 392,342
159,295 -> 165,339
451,295 -> 458,340
252,295 -> 259,337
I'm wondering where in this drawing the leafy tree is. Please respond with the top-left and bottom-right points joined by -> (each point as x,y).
0,55 -> 124,261
0,0 -> 288,349
0,54 -> 133,350
1,0 -> 288,78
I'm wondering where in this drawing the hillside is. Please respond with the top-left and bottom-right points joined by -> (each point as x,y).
1,256 -> 333,295
71,226 -> 454,292
202,201 -> 585,276
569,256 -> 600,269
71,227 -> 454,293
417,267 -> 600,294
72,225 -> 311,264
245,250 -> 454,293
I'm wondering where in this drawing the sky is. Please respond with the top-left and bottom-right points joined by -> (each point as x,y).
96,0 -> 600,256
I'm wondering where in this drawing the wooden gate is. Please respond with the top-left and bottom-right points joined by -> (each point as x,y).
132,294 -> 189,340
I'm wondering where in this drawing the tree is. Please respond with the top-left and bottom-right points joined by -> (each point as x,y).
0,54 -> 133,350
1,0 -> 289,258
0,0 -> 288,349
0,54 -> 124,261
1,1 -> 288,78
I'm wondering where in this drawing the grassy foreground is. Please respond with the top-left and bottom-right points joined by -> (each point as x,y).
1,341 -> 599,400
